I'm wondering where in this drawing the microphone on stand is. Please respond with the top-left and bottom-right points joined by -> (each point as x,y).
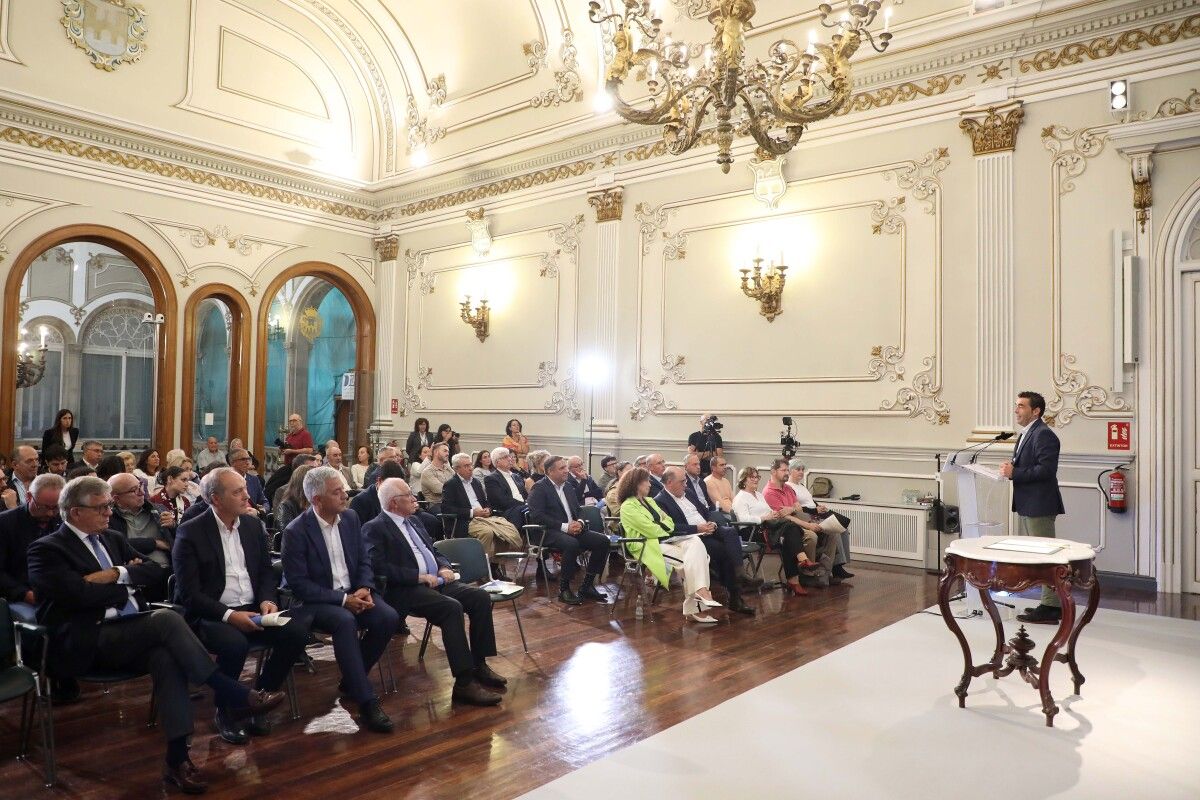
948,431 -> 1012,465
969,431 -> 1015,464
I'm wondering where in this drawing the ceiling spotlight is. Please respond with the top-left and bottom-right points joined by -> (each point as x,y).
1110,79 -> 1130,115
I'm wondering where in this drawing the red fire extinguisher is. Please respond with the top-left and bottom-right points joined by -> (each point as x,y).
1099,464 -> 1128,513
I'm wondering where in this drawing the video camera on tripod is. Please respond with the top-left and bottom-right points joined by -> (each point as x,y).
780,416 -> 798,459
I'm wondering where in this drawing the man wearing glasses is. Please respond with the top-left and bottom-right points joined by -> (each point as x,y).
27,476 -> 285,793
228,448 -> 268,512
107,473 -> 173,576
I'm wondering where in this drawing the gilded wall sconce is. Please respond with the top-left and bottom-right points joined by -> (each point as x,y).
739,257 -> 788,322
16,327 -> 48,389
460,296 -> 490,342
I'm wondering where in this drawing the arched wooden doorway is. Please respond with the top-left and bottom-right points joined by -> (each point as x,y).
180,284 -> 252,453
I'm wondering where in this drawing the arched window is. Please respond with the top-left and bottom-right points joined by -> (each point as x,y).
79,303 -> 155,443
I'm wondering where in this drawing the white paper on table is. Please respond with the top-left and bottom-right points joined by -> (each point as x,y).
984,539 -> 1065,555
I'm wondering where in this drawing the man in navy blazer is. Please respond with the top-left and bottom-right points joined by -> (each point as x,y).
566,456 -> 604,507
281,466 -> 400,733
1000,391 -> 1067,624
645,453 -> 668,496
229,449 -> 269,511
526,455 -> 611,605
364,479 -> 504,706
484,447 -> 530,529
173,467 -> 311,743
655,467 -> 753,615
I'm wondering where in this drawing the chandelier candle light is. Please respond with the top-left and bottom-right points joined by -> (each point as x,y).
589,0 -> 893,172
16,326 -> 49,389
460,295 -> 490,342
740,255 -> 787,321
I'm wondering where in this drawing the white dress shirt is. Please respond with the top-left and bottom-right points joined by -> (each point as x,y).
315,513 -> 353,598
672,492 -> 708,527
383,510 -> 432,577
787,480 -> 816,509
733,490 -> 773,524
687,475 -> 713,511
67,522 -> 132,619
213,508 -> 255,619
461,476 -> 483,509
552,480 -> 574,532
500,469 -> 522,500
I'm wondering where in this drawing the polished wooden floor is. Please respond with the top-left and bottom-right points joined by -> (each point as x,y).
1,562 -> 1195,799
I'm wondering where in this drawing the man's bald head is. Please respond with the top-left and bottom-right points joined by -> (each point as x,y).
108,472 -> 144,511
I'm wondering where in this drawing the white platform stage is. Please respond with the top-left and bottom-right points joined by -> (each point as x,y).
520,606 -> 1200,800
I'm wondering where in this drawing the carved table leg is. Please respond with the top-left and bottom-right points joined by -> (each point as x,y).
1057,572 -> 1100,696
938,561 -> 973,708
1036,569 -> 1076,727
979,586 -> 1005,675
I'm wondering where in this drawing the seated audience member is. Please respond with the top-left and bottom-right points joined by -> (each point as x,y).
365,478 -> 505,706
274,465 -> 314,531
134,448 -> 162,489
229,449 -> 268,512
502,418 -> 531,471
28,476 -> 284,793
352,446 -> 372,489
271,454 -> 319,511
227,439 -> 259,472
787,461 -> 853,581
645,453 -> 668,495
419,443 -> 453,511
404,418 -> 433,465
524,449 -> 551,492
442,454 -> 523,569
363,446 -> 400,488
79,440 -> 104,471
0,472 -> 18,510
654,467 -> 752,615
117,450 -> 137,474
527,455 -> 611,605
733,466 -> 807,592
762,459 -> 838,592
9,445 -> 39,505
325,444 -> 355,490
40,408 -> 79,465
472,449 -> 495,482
484,447 -> 529,530
64,464 -> 95,481
704,456 -> 735,518
596,456 -> 620,494
172,467 -> 312,744
43,445 -> 70,477
0,474 -> 64,619
604,461 -> 632,511
150,466 -> 192,526
160,449 -> 186,489
95,454 -> 127,482
108,472 -> 174,572
408,445 -> 432,483
349,460 -> 407,525
281,467 -> 400,733
682,453 -> 724,522
196,437 -> 226,472
617,468 -> 723,624
566,456 -> 604,507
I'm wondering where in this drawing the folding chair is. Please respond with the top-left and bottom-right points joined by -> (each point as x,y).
3,599 -> 55,786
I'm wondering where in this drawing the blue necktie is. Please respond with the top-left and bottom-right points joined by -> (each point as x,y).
87,535 -> 139,617
402,518 -> 439,577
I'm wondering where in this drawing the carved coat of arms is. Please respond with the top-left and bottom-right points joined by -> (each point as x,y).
298,307 -> 323,343
61,0 -> 148,72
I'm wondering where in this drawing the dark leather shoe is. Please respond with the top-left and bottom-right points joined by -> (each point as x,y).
729,598 -> 756,616
246,713 -> 272,737
239,689 -> 285,718
163,759 -> 209,794
832,566 -> 855,580
1017,605 -> 1062,624
214,709 -> 248,745
452,681 -> 502,706
474,662 -> 508,689
579,583 -> 608,602
360,700 -> 394,733
558,588 -> 583,605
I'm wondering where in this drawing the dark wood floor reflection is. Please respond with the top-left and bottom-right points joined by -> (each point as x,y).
1,564 -> 1193,799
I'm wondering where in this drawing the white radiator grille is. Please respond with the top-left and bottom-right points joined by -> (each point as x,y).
824,503 -> 927,563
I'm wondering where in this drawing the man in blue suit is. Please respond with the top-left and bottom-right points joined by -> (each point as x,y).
1000,391 -> 1067,624
526,456 -> 611,605
229,449 -> 269,511
282,466 -> 400,732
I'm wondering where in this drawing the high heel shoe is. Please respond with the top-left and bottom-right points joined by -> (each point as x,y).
786,581 -> 809,597
695,595 -> 723,610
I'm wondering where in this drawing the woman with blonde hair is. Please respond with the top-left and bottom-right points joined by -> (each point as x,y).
617,467 -> 722,624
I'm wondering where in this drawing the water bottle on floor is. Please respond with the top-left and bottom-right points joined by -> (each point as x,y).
635,591 -> 644,619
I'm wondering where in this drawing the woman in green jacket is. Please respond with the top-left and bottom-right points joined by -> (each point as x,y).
617,467 -> 722,623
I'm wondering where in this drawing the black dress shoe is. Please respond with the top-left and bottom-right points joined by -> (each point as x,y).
728,599 -> 756,615
246,713 -> 273,737
558,588 -> 583,605
579,583 -> 608,602
1017,604 -> 1062,624
163,759 -> 208,794
360,699 -> 394,733
452,681 -> 502,706
474,662 -> 508,689
739,574 -> 765,589
215,709 -> 248,745
832,566 -> 855,580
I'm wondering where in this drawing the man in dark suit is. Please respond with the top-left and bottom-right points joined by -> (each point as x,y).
281,466 -> 400,733
645,453 -> 667,496
655,467 -> 753,615
229,449 -> 269,511
526,455 -> 611,605
682,453 -> 721,518
27,476 -> 284,793
173,467 -> 311,744
365,478 -> 505,706
1001,391 -> 1068,624
349,459 -> 404,525
0,473 -> 63,620
442,454 -> 522,565
484,447 -> 529,530
566,456 -> 604,507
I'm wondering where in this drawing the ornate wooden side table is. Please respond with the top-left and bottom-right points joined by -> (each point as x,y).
937,535 -> 1100,727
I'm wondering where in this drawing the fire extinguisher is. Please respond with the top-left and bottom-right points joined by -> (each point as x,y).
1098,464 -> 1128,514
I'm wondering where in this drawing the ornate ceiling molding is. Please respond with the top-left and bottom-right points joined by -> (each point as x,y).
1018,12 -> 1200,74
833,73 -> 966,117
390,158 -> 596,218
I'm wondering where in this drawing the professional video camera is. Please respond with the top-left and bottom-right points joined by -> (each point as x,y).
702,415 -> 723,435
780,416 -> 798,459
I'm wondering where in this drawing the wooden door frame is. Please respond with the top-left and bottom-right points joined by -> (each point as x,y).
180,285 -> 252,455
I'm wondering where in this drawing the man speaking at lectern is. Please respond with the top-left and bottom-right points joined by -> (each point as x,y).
999,391 -> 1066,624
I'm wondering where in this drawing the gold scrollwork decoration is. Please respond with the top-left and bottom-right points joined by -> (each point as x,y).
61,0 -> 147,72
1045,354 -> 1130,427
833,73 -> 966,117
867,345 -> 905,381
297,307 -> 322,343
883,147 -> 949,215
959,103 -> 1025,156
634,202 -> 672,255
1018,14 -> 1200,74
880,356 -> 949,425
588,187 -> 625,222
1138,88 -> 1200,120
544,371 -> 581,419
403,248 -> 426,289
870,196 -> 906,235
392,159 -> 597,218
1042,125 -> 1107,197
531,29 -> 583,108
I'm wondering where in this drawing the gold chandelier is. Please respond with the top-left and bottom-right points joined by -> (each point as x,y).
589,0 -> 893,173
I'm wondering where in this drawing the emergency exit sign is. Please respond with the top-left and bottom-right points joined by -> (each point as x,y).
1107,422 -> 1130,450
